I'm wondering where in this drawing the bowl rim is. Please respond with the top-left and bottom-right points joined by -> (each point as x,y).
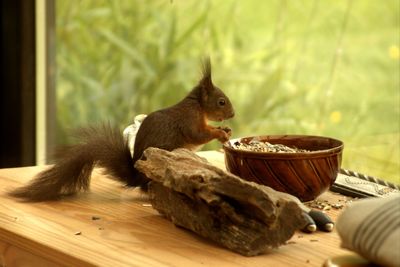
223,134 -> 344,159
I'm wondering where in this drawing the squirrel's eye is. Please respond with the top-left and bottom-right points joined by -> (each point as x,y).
218,98 -> 226,106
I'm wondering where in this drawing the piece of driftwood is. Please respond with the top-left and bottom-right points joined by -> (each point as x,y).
135,148 -> 306,256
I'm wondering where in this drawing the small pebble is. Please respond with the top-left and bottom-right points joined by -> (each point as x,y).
92,216 -> 101,220
74,231 -> 82,235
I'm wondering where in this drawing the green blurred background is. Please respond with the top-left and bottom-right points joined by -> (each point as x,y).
55,0 -> 399,184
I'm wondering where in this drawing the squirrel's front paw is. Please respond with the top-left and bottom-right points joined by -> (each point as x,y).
217,126 -> 232,135
217,130 -> 230,143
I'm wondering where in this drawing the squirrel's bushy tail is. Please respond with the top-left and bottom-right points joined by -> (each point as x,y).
9,124 -> 140,202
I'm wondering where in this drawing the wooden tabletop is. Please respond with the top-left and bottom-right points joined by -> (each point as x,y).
0,151 -> 357,267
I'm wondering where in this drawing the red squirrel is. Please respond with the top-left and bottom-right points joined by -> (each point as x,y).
9,59 -> 235,201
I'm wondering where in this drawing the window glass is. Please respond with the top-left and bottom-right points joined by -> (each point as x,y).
56,0 -> 399,184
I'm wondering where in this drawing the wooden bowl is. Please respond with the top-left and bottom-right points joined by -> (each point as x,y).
223,135 -> 344,202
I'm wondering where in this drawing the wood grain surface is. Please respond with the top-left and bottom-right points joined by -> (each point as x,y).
0,151 -> 357,267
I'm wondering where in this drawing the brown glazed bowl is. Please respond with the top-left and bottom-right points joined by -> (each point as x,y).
223,135 -> 344,202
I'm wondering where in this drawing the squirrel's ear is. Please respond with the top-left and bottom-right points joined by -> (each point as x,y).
199,57 -> 213,91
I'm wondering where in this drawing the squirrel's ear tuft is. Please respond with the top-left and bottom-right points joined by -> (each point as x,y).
200,57 -> 213,89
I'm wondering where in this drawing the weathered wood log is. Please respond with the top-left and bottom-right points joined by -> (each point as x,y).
135,148 -> 306,256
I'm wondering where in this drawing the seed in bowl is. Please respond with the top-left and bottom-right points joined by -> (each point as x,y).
232,140 -> 310,153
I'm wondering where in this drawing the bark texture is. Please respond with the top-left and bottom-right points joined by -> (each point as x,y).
135,148 -> 306,256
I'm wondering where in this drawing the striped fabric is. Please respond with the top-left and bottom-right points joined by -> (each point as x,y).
336,195 -> 400,267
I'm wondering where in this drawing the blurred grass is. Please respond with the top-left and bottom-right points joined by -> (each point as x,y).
56,0 -> 399,184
